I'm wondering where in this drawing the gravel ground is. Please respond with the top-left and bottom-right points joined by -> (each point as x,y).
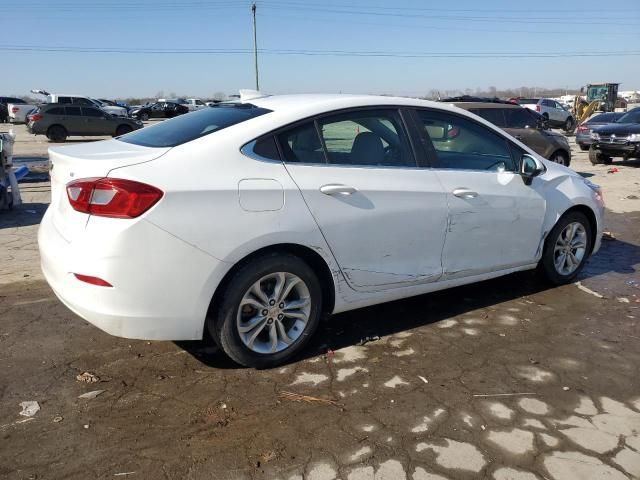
1,126 -> 639,480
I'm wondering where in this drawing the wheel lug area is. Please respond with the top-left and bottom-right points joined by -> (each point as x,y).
261,309 -> 268,316
267,318 -> 273,324
279,302 -> 285,308
269,299 -> 276,306
277,313 -> 284,320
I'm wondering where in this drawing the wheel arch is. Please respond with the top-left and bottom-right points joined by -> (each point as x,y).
208,243 -> 337,324
558,204 -> 598,254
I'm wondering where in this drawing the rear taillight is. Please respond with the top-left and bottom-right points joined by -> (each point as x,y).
28,113 -> 42,122
535,105 -> 541,112
576,124 -> 588,133
66,178 -> 163,218
11,106 -> 19,113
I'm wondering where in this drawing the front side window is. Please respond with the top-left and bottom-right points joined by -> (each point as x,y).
119,104 -> 272,148
82,107 -> 104,117
318,109 -> 415,167
416,110 -> 515,171
504,108 -> 538,129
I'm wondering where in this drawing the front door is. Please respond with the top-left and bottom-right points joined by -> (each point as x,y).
80,107 -> 109,135
279,109 -> 449,291
413,108 -> 546,278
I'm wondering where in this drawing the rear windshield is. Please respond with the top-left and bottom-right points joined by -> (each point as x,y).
517,98 -> 539,104
119,103 -> 272,148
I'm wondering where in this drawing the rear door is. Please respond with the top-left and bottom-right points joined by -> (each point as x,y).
279,108 -> 449,291
413,108 -> 546,278
63,106 -> 84,135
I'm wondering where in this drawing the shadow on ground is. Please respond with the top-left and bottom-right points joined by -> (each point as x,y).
180,209 -> 640,370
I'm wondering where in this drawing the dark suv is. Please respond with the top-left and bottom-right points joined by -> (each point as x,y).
450,101 -> 572,167
27,103 -> 143,142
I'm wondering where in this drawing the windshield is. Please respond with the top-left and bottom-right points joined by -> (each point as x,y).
118,104 -> 272,147
617,108 -> 640,124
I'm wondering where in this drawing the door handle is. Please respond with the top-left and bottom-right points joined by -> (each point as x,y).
452,188 -> 478,199
320,184 -> 357,196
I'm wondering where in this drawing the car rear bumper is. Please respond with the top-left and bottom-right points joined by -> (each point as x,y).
38,207 -> 231,340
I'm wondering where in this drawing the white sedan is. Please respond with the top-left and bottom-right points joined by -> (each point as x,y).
39,93 -> 604,368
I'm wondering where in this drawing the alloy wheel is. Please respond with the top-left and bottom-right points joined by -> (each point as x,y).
236,272 -> 311,354
553,222 -> 587,275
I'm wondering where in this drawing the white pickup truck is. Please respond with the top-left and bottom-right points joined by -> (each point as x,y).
184,98 -> 208,111
2,97 -> 38,124
30,90 -> 129,117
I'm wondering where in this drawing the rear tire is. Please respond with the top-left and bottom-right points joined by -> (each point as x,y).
115,125 -> 133,137
46,125 -> 67,143
579,144 -> 589,151
208,253 -> 323,368
539,211 -> 592,285
140,112 -> 149,121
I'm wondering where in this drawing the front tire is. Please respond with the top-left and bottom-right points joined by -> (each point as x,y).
209,253 -> 323,368
563,117 -> 575,132
589,146 -> 612,165
551,150 -> 570,167
115,125 -> 133,137
540,211 -> 592,285
140,112 -> 149,121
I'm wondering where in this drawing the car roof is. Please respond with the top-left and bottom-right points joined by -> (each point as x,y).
450,102 -> 522,110
243,93 -> 457,115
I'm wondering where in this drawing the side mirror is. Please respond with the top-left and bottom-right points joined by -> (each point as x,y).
520,154 -> 544,185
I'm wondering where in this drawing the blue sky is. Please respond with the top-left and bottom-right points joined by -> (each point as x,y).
4,0 -> 640,99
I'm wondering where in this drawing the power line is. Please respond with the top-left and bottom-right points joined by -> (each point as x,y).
258,12 -> 639,36
1,44 -> 639,58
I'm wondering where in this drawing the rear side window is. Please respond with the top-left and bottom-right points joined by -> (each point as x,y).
119,104 -> 272,148
65,106 -> 81,116
517,98 -> 539,105
47,107 -> 64,115
318,109 -> 415,167
58,97 -> 72,104
470,108 -> 506,127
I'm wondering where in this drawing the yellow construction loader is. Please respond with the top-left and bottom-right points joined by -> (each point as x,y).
573,83 -> 628,125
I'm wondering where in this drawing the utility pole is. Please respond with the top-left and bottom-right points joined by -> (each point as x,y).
252,3 -> 259,91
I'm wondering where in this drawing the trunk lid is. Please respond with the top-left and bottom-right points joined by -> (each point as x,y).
48,139 -> 170,241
